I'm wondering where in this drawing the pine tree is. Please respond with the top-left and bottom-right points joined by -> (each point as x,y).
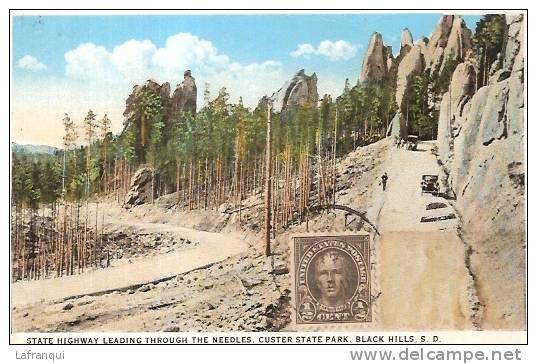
99,114 -> 112,193
62,113 -> 78,197
473,14 -> 507,86
83,110 -> 97,197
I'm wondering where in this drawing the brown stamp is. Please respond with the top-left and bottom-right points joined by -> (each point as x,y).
290,233 -> 372,326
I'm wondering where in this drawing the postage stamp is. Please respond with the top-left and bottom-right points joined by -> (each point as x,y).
290,232 -> 372,326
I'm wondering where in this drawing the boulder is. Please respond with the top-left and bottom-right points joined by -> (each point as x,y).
124,167 -> 158,207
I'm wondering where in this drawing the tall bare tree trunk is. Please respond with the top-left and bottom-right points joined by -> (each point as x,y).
263,105 -> 272,257
332,108 -> 338,207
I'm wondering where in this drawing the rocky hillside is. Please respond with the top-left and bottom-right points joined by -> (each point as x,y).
436,14 -> 525,330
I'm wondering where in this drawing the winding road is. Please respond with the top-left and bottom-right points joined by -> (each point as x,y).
11,221 -> 248,307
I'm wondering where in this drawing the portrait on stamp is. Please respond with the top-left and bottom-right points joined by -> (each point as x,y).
292,234 -> 371,325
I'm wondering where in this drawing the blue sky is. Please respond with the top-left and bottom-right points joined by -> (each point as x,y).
11,13 -> 480,147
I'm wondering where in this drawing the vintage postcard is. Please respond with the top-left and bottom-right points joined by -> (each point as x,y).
9,9 -> 526,344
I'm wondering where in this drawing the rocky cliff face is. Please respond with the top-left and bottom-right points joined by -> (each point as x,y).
436,61 -> 477,164
436,14 -> 525,330
263,69 -> 318,113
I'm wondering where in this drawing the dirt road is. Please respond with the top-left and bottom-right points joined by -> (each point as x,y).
11,220 -> 248,308
375,142 -> 479,330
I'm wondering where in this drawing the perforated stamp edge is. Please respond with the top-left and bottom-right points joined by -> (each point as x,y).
287,229 -> 379,332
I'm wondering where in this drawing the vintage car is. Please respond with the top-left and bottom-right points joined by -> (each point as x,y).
421,174 -> 439,196
407,135 -> 418,151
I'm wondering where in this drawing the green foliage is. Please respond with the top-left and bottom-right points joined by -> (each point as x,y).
39,159 -> 62,204
147,118 -> 164,168
334,81 -> 397,152
11,153 -> 61,208
119,125 -> 137,163
432,53 -> 458,95
83,110 -> 98,145
473,14 -> 507,85
12,75 -> 399,207
406,73 -> 436,139
124,88 -> 165,163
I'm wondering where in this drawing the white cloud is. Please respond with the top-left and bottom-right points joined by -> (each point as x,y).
152,33 -> 230,76
15,34 -> 356,147
65,43 -> 112,79
63,32 -> 286,108
112,39 -> 156,79
290,44 -> 316,59
290,40 -> 358,61
16,55 -> 47,71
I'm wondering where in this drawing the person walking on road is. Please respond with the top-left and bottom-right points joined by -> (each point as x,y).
381,172 -> 388,191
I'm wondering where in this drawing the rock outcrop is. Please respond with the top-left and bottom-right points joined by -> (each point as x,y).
170,70 -> 197,116
399,28 -> 414,58
422,15 -> 472,76
359,32 -> 400,86
400,28 -> 414,49
436,14 -> 525,330
360,32 -> 390,83
124,167 -> 159,207
123,79 -> 172,122
390,43 -> 425,138
504,14 -> 525,76
263,69 -> 318,113
389,15 -> 473,139
123,70 -> 197,127
386,47 -> 398,82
